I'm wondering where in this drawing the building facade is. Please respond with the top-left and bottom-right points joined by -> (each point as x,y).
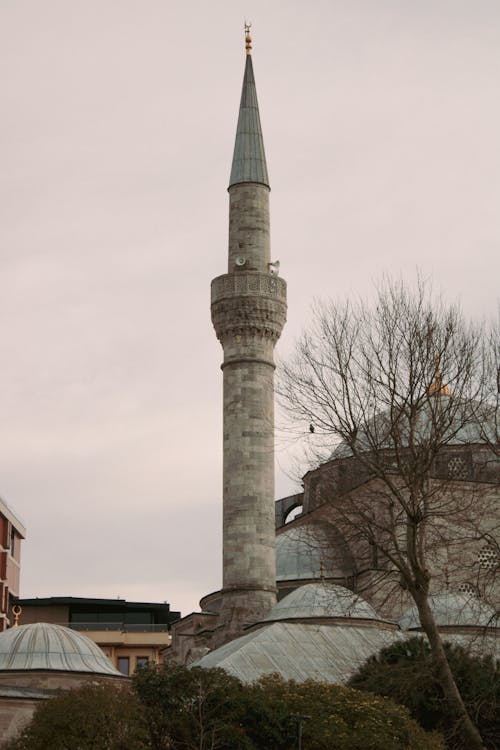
0,498 -> 25,632
18,596 -> 180,675
274,434 -> 500,620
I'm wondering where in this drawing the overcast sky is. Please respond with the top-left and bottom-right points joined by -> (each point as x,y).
1,1 -> 499,618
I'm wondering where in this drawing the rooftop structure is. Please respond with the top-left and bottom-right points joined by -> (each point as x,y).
195,585 -> 402,683
18,596 -> 180,676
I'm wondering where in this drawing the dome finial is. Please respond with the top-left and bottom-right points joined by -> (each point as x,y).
428,362 -> 451,397
244,21 -> 252,55
12,604 -> 22,627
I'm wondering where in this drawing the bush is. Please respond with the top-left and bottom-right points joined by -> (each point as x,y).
134,663 -> 444,750
247,673 -> 445,750
6,662 -> 446,750
5,683 -> 147,750
349,637 -> 499,749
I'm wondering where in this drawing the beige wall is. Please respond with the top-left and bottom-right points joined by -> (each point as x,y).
93,630 -> 171,674
0,696 -> 42,747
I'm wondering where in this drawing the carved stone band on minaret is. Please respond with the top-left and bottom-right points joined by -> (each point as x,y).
211,272 -> 287,348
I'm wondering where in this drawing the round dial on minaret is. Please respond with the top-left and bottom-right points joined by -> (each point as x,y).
235,256 -> 246,267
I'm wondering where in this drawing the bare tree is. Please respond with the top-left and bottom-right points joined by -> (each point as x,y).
278,278 -> 499,750
480,314 -> 500,453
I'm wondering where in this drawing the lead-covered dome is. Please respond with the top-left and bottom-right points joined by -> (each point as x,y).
0,623 -> 121,676
276,522 -> 354,582
263,583 -> 379,623
399,593 -> 498,630
332,399 -> 497,460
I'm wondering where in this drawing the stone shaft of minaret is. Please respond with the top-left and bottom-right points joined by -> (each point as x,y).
210,43 -> 287,641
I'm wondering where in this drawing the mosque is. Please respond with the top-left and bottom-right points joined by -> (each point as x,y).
167,28 -> 500,671
0,28 -> 498,745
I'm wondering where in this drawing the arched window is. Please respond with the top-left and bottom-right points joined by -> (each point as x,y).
284,505 -> 303,524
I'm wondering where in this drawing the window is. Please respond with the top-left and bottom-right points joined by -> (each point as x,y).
125,611 -> 152,625
369,541 -> 378,568
117,657 -> 130,676
458,582 -> 478,597
284,505 -> 303,524
136,656 -> 149,671
478,545 -> 499,571
70,610 -> 123,629
447,456 -> 468,480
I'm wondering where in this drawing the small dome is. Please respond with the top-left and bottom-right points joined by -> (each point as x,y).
263,583 -> 379,622
276,522 -> 354,582
0,623 -> 121,676
399,593 -> 498,630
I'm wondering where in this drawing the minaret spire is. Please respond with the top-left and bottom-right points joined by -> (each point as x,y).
229,26 -> 269,189
210,33 -> 287,643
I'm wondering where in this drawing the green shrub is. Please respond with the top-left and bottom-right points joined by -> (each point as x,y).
349,637 -> 499,749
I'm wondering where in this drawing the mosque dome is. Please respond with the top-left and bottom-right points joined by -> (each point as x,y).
276,522 -> 354,582
399,593 -> 498,631
331,399 -> 497,460
262,583 -> 379,623
0,623 -> 121,676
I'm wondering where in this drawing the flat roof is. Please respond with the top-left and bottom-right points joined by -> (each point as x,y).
18,596 -> 180,618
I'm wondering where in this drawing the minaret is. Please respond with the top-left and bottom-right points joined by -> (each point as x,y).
211,27 -> 287,641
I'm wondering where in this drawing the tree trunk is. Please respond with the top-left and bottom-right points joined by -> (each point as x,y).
414,592 -> 486,750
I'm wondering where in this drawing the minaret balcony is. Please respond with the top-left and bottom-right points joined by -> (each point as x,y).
211,271 -> 287,345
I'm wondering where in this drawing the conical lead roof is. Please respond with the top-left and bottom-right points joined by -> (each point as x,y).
229,54 -> 269,189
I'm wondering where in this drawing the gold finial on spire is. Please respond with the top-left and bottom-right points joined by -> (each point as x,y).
12,604 -> 22,628
428,364 -> 451,397
244,21 -> 252,55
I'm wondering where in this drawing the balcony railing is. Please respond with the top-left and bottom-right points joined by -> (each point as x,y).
66,622 -> 170,633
